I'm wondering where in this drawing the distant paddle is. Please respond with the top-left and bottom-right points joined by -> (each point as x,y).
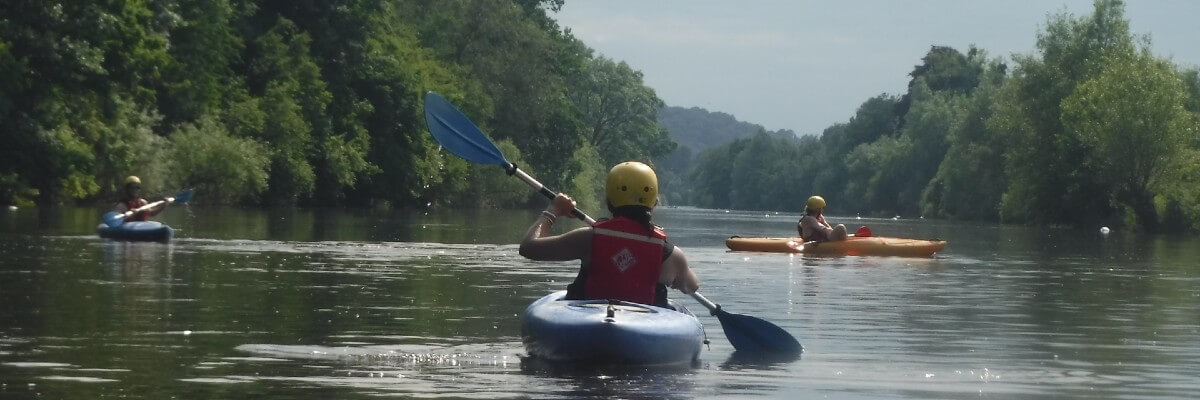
102,189 -> 194,227
423,91 -> 801,355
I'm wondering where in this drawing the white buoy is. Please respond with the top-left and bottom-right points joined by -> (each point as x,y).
6,205 -> 15,211
1100,226 -> 1111,235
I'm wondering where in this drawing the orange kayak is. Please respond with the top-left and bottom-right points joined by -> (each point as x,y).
725,236 -> 946,257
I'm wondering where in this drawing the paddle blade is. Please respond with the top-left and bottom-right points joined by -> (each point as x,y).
714,309 -> 802,355
855,226 -> 873,237
424,92 -> 509,166
102,211 -> 125,228
172,189 -> 194,204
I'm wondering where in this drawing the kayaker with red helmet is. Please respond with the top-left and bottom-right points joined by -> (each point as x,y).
797,195 -> 847,242
518,161 -> 700,307
113,176 -> 169,222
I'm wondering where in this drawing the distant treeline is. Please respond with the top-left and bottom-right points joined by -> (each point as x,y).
0,0 -> 673,211
4,1 -> 1196,232
676,0 -> 1200,232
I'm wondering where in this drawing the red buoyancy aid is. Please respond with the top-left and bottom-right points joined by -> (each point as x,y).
125,198 -> 149,221
584,217 -> 667,305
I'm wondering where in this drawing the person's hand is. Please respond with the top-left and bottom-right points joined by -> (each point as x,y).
546,193 -> 576,217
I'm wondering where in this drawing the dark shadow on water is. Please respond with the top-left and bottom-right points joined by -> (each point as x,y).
719,350 -> 802,370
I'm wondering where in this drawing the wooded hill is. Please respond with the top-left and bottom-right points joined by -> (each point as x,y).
2,0 -> 1196,232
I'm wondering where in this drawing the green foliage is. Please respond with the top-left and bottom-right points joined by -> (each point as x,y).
1155,149 -> 1200,232
565,143 -> 606,214
676,2 -> 1200,234
569,57 -> 675,166
1060,50 -> 1195,229
401,0 -> 588,190
921,60 -> 1008,220
1,0 -> 679,210
654,106 -> 796,206
465,140 -> 535,208
1182,68 -> 1200,115
0,172 -> 39,207
728,132 -> 807,211
5,0 -> 1199,235
995,0 -> 1136,225
167,116 -> 270,203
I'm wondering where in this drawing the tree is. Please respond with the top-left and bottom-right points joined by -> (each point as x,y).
167,116 -> 270,203
568,57 -> 675,166
993,0 -> 1136,225
921,58 -> 1009,220
1061,50 -> 1196,229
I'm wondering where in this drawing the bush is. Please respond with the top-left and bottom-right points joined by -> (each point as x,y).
167,116 -> 270,203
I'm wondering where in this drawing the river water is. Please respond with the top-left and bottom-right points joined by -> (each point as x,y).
1,205 -> 1197,399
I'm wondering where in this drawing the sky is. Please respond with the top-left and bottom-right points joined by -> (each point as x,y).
551,0 -> 1200,136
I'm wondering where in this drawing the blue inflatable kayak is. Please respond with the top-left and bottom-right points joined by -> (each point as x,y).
96,221 -> 174,242
521,291 -> 705,366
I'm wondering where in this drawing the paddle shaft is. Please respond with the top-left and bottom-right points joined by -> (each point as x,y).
422,91 -> 800,353
689,292 -> 719,313
505,164 -> 596,225
117,197 -> 174,220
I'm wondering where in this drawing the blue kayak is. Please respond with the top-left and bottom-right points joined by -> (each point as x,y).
96,221 -> 174,242
521,291 -> 705,366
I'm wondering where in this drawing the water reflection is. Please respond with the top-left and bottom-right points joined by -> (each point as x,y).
1,207 -> 1198,399
520,358 -> 700,399
720,351 -> 802,368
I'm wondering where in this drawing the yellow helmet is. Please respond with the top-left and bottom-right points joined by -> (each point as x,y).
806,195 -> 826,210
124,176 -> 142,186
605,161 -> 658,208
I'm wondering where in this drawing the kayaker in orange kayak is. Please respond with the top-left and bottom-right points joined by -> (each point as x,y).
518,162 -> 700,307
797,195 -> 847,242
113,176 -> 168,222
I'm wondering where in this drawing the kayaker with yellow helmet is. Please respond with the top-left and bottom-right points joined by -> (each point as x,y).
797,195 -> 847,242
519,161 -> 700,307
113,176 -> 168,222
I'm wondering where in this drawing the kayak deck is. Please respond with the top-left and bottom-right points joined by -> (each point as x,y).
96,221 -> 174,242
726,235 -> 946,257
521,291 -> 704,366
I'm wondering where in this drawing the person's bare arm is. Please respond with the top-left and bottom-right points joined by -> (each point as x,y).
800,217 -> 832,239
518,193 -> 590,261
659,247 -> 699,294
519,224 -> 590,261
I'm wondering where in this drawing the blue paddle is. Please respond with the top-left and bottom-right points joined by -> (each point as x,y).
423,91 -> 802,355
424,92 -> 593,224
102,189 -> 194,227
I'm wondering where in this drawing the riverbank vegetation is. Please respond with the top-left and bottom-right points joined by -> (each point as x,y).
2,1 -> 1196,232
681,0 -> 1200,232
0,0 -> 670,212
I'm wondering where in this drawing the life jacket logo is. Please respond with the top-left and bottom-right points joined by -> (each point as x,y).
611,248 -> 636,272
